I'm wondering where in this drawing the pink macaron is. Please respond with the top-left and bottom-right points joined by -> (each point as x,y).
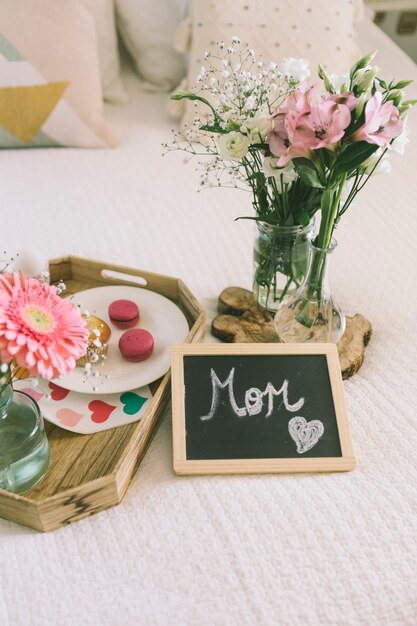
118,328 -> 154,362
108,299 -> 140,329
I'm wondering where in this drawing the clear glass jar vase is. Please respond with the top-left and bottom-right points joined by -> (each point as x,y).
274,238 -> 346,343
253,219 -> 315,312
0,383 -> 50,494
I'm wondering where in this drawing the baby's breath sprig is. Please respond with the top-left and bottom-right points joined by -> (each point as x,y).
0,251 -> 17,275
165,39 -> 322,228
72,301 -> 109,391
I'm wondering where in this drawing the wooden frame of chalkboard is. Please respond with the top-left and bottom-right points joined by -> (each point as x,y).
171,343 -> 355,474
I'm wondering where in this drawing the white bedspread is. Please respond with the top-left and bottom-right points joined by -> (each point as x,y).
1,18 -> 417,626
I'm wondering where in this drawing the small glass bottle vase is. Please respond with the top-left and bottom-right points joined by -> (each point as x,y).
253,219 -> 315,312
0,383 -> 50,494
274,238 -> 346,343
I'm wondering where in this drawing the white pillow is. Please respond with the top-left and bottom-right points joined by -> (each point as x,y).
115,0 -> 190,91
95,0 -> 127,103
175,0 -> 364,125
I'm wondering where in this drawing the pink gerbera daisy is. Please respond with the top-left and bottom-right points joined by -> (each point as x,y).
0,273 -> 88,380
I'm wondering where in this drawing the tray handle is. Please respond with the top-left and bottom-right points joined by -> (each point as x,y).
60,257 -> 180,301
100,269 -> 148,287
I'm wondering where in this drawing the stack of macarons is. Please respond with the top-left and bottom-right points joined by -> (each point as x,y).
108,299 -> 154,362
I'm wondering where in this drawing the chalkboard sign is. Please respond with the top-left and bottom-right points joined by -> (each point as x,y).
171,344 -> 355,474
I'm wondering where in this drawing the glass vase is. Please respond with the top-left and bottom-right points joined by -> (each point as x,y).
274,238 -> 346,343
253,219 -> 315,312
0,383 -> 50,494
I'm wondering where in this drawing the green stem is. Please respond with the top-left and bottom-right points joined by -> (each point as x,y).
316,174 -> 346,250
296,175 -> 346,328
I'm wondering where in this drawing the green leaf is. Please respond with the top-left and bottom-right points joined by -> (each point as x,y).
333,142 -> 379,175
316,148 -> 332,169
235,216 -> 280,225
200,122 -> 226,134
293,158 -> 324,189
295,209 -> 311,227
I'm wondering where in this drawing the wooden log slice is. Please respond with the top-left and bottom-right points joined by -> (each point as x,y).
212,287 -> 372,380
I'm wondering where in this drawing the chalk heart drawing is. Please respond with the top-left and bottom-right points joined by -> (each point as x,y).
120,391 -> 147,415
56,408 -> 84,428
88,400 -> 116,423
20,388 -> 43,403
48,382 -> 70,401
288,416 -> 325,455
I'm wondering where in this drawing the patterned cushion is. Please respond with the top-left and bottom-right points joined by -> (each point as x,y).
0,0 -> 115,148
177,0 -> 364,126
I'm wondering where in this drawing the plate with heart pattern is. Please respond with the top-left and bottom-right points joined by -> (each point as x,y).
15,379 -> 153,434
51,285 -> 189,394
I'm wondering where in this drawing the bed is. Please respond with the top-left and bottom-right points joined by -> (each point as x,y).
0,16 -> 416,626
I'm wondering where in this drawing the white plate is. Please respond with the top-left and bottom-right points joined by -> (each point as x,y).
53,285 -> 189,394
15,379 -> 153,434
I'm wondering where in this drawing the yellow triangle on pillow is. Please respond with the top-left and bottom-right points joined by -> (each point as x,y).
0,81 -> 69,142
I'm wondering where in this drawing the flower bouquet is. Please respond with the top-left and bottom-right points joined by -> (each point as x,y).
168,41 -> 414,340
0,271 -> 88,493
266,52 -> 414,341
165,40 -> 323,311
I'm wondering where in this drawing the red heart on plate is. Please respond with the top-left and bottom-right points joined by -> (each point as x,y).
48,382 -> 70,401
88,400 -> 116,423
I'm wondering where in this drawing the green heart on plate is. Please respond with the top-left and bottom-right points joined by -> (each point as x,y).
120,391 -> 148,415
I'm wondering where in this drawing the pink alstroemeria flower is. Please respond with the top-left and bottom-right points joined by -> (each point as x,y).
291,98 -> 352,152
267,85 -> 318,164
327,92 -> 358,111
267,112 -> 310,165
282,82 -> 317,115
353,91 -> 403,147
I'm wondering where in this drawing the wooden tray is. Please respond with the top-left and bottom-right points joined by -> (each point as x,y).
0,257 -> 205,532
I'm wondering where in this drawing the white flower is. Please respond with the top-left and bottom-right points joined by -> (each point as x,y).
246,113 -> 273,142
391,124 -> 410,155
329,73 -> 350,94
281,57 -> 310,83
243,95 -> 257,111
218,132 -> 250,160
362,149 -> 391,176
263,157 -> 297,184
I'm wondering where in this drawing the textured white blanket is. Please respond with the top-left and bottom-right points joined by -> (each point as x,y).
1,19 -> 417,626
